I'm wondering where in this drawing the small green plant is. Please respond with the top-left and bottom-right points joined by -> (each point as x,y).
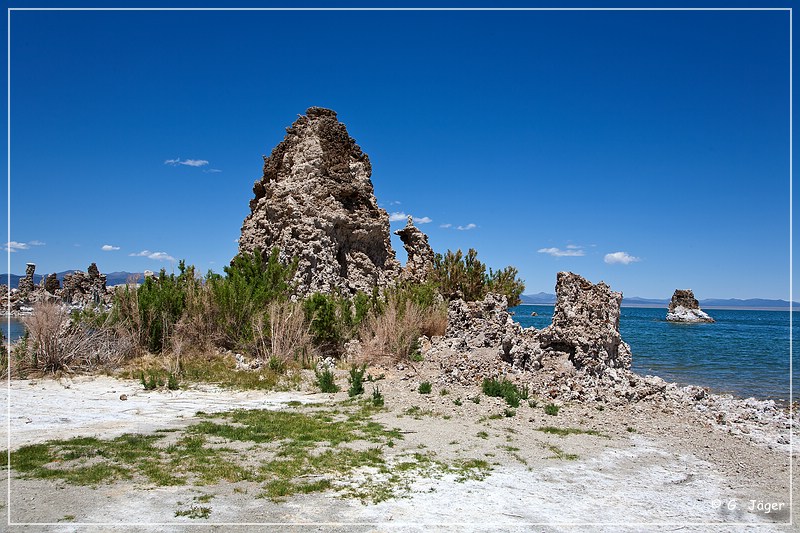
315,368 -> 340,393
476,431 -> 489,439
626,426 -> 636,433
471,395 -> 481,404
503,408 -> 516,418
140,371 -> 159,391
175,504 -> 212,519
371,386 -> 384,408
439,388 -> 449,396
268,356 -> 286,374
527,399 -> 538,408
418,381 -> 432,394
544,403 -> 560,416
348,364 -> 367,397
167,373 -> 180,390
482,377 -> 523,407
453,397 -> 462,406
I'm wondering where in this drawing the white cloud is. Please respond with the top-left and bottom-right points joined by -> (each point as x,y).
604,251 -> 641,265
203,168 -> 222,173
4,240 -> 46,252
439,223 -> 452,229
5,241 -> 28,252
164,157 -> 209,167
456,223 -> 477,231
565,244 -> 581,249
388,212 -> 432,224
101,244 -> 120,251
129,250 -> 176,262
538,247 -> 585,258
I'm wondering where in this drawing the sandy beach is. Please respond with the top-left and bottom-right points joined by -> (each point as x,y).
1,367 -> 796,532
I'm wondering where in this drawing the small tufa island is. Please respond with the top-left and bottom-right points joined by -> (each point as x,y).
666,289 -> 715,323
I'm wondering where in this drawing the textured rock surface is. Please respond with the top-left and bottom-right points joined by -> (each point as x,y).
63,263 -> 108,305
666,289 -> 714,323
18,263 -> 36,294
43,273 -> 60,294
395,216 -> 435,283
539,271 -> 632,375
426,271 -> 653,403
239,107 -> 401,297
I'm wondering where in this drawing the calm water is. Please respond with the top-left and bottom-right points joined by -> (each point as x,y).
4,318 -> 25,343
510,305 -> 798,402
6,308 -> 797,401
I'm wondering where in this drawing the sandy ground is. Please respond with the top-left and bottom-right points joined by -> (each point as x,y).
0,371 -> 796,532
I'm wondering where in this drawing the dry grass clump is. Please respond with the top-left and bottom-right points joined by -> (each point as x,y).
19,300 -> 133,374
253,300 -> 315,366
359,296 -> 446,364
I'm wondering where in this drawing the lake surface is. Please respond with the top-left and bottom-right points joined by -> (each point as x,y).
510,305 -> 797,402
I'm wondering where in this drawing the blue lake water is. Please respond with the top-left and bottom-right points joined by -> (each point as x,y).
510,305 -> 797,402
5,307 -> 797,401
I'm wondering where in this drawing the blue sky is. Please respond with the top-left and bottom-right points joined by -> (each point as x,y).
3,5 -> 796,300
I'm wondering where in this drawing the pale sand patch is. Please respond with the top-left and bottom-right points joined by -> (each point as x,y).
0,373 -> 795,532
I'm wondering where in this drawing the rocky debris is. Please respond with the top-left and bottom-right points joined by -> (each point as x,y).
43,273 -> 60,294
239,107 -> 401,297
2,262 -> 112,315
425,272 -> 660,404
62,263 -> 108,306
395,216 -> 435,283
539,271 -> 632,375
18,263 -> 36,294
666,289 -> 714,323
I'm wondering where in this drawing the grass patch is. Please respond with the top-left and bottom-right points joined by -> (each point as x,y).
482,378 -> 527,408
536,426 -> 608,438
546,444 -> 578,461
476,431 -> 489,439
418,381 -> 432,394
544,403 -> 560,416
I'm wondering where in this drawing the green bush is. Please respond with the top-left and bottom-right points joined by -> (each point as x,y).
348,364 -> 367,397
304,291 -> 373,356
418,381 -> 432,394
431,249 -> 525,306
315,368 -> 339,393
210,248 -> 297,351
371,386 -> 384,407
482,378 -> 525,408
544,403 -> 560,416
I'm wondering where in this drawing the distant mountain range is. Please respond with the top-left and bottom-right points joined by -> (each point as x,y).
3,271 -> 143,288
2,272 -> 797,309
519,293 -> 799,309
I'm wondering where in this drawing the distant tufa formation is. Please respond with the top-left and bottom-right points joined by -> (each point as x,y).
2,262 -> 111,314
239,107 -> 402,297
666,289 -> 714,323
394,216 -> 435,283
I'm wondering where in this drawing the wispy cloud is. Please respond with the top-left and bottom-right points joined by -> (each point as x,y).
129,250 -> 176,262
203,168 -> 222,173
538,246 -> 585,258
164,158 -> 209,167
5,240 -> 45,252
101,244 -> 120,251
604,251 -> 641,265
389,212 -> 432,224
456,223 -> 477,231
439,223 -> 452,229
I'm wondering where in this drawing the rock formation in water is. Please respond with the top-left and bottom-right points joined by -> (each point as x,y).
239,107 -> 401,297
395,216 -> 435,283
666,289 -> 714,323
63,263 -> 108,305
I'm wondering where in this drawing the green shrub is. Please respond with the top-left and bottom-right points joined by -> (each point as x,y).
503,408 -> 516,418
315,368 -> 339,393
348,364 -> 367,397
167,372 -> 180,390
210,248 -> 297,351
431,249 -> 525,306
482,378 -> 524,408
371,386 -> 384,407
544,403 -> 560,416
418,381 -> 432,394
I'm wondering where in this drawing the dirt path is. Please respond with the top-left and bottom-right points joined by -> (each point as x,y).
0,374 -> 795,532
